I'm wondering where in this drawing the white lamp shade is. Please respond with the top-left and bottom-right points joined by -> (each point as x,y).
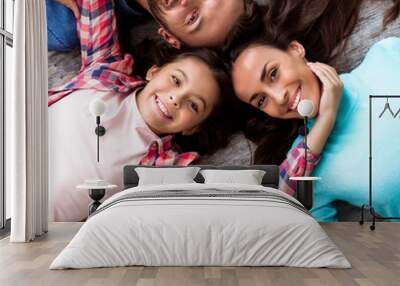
297,99 -> 314,117
89,99 -> 106,117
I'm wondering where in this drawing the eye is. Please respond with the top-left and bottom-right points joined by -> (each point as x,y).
187,100 -> 199,113
188,101 -> 199,113
171,75 -> 181,87
187,9 -> 199,25
270,67 -> 278,81
257,95 -> 267,109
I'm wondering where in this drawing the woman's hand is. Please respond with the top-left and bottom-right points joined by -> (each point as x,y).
304,62 -> 343,155
56,0 -> 80,19
307,62 -> 343,122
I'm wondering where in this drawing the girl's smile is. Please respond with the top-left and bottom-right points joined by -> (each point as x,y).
154,95 -> 173,120
136,56 -> 220,135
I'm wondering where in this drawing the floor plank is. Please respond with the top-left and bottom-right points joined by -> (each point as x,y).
0,222 -> 399,286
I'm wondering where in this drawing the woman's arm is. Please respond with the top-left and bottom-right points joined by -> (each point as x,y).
279,62 -> 343,196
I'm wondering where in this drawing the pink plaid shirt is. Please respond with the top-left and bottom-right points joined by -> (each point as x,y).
48,0 -> 198,166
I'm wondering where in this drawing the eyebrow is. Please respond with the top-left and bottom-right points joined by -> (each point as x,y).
190,94 -> 207,113
248,63 -> 269,104
176,69 -> 188,81
197,96 -> 207,112
260,63 -> 268,82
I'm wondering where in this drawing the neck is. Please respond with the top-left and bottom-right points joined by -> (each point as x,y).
135,0 -> 150,12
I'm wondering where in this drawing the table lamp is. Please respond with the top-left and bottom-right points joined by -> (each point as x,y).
89,99 -> 106,162
297,99 -> 314,174
289,99 -> 320,210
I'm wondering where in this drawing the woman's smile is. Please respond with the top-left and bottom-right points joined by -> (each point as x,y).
289,85 -> 303,111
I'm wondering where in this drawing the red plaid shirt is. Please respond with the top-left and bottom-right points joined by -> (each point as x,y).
48,0 -> 198,166
279,141 -> 321,196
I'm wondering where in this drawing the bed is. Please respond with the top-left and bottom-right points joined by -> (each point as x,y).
50,165 -> 350,269
48,0 -> 400,222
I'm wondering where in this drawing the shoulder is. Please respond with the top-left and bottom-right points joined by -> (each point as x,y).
368,37 -> 400,54
347,37 -> 400,77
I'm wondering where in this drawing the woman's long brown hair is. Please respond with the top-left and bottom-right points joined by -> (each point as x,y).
384,0 -> 400,27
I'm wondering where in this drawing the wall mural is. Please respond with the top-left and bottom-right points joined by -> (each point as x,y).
47,0 -> 400,222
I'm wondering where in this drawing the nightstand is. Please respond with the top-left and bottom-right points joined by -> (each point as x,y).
77,180 -> 117,215
289,176 -> 321,210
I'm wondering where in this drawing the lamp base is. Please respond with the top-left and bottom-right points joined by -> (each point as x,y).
88,188 -> 106,215
296,180 -> 313,210
95,126 -> 106,136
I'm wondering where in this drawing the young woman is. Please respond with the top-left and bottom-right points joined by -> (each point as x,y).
48,0 -> 234,221
230,30 -> 400,221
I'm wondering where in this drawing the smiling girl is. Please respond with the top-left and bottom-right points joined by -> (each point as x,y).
230,29 -> 400,221
48,0 -> 233,221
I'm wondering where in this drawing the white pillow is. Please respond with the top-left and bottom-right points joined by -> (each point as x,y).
200,169 -> 266,185
135,167 -> 201,186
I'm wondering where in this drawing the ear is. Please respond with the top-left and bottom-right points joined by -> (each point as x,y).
146,65 -> 160,81
181,125 -> 201,136
287,41 -> 306,59
158,27 -> 182,49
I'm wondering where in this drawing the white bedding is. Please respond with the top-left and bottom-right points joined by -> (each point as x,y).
50,183 -> 350,269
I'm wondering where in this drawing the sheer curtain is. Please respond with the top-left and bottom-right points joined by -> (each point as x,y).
9,0 -> 48,242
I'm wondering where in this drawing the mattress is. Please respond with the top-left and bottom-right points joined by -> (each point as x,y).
50,183 -> 350,269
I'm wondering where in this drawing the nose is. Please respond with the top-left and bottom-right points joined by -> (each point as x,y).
180,0 -> 188,7
269,87 -> 289,106
168,95 -> 181,108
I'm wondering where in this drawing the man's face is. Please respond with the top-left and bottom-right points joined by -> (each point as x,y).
148,0 -> 245,48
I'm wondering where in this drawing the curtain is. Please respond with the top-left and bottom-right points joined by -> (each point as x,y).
9,0 -> 48,242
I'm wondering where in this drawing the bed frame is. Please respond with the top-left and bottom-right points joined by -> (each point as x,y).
123,165 -> 280,189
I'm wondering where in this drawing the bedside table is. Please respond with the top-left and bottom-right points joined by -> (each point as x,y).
77,180 -> 117,215
289,176 -> 321,210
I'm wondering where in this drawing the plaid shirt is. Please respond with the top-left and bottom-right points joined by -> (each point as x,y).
48,0 -> 198,166
279,141 -> 321,196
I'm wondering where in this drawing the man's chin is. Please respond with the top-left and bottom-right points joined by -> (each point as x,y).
147,0 -> 164,11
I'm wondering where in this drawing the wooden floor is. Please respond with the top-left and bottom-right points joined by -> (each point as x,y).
0,222 -> 399,286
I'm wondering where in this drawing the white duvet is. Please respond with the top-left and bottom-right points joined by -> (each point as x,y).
50,183 -> 350,269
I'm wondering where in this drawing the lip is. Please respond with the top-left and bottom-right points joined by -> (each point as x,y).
163,0 -> 177,9
154,95 -> 173,120
288,86 -> 303,111
184,9 -> 198,25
